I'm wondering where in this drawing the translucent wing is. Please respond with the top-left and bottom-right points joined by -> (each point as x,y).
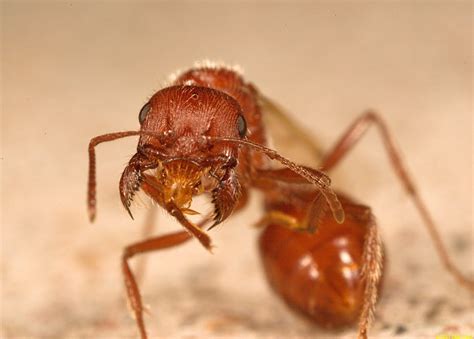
258,93 -> 324,167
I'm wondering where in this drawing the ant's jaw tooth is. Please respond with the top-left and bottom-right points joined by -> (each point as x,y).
208,202 -> 222,231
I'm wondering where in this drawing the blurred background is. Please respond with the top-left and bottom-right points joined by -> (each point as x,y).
2,2 -> 472,338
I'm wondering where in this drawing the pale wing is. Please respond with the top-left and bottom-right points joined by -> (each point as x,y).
259,93 -> 324,167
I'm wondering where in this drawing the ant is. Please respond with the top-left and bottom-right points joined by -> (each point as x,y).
87,62 -> 473,339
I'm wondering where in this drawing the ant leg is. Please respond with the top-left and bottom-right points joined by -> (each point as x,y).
253,168 -> 344,225
357,209 -> 383,339
253,168 -> 337,232
122,230 -> 194,339
134,206 -> 158,285
123,178 -> 249,337
255,210 -> 300,230
320,110 -> 474,291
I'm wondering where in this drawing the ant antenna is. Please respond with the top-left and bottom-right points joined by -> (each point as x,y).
88,131 -> 345,225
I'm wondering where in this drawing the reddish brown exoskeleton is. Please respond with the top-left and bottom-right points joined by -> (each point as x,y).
87,63 -> 473,339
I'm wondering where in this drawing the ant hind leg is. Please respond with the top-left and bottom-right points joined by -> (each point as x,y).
320,110 -> 474,292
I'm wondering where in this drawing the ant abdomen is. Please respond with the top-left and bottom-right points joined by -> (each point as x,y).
259,194 -> 379,328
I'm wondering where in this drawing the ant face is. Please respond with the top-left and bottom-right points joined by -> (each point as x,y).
119,85 -> 246,221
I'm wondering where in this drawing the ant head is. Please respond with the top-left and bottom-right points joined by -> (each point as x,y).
118,85 -> 248,221
137,85 -> 247,162
88,84 -> 342,225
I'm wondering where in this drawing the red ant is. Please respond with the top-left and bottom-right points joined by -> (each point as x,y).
87,63 -> 473,339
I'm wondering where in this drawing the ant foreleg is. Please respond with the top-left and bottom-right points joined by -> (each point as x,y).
320,110 -> 474,291
122,230 -> 195,339
122,182 -> 245,338
122,210 -> 213,339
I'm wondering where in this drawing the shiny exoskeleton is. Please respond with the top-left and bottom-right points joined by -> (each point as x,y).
260,189 -> 377,329
87,63 -> 473,339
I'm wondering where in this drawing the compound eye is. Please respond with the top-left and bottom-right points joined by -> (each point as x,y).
139,102 -> 152,124
237,114 -> 247,138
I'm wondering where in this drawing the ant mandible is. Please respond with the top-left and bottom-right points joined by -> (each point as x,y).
87,62 -> 473,339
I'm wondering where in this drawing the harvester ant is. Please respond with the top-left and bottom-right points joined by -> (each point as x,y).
87,63 -> 473,338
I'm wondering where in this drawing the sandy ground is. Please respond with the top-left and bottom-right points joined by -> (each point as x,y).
2,2 -> 473,339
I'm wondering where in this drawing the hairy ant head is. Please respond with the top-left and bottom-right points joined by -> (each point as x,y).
87,86 -> 343,226
110,86 -> 246,221
88,129 -> 344,225
138,85 -> 243,158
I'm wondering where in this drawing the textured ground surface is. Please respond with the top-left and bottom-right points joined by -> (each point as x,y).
2,2 -> 473,339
